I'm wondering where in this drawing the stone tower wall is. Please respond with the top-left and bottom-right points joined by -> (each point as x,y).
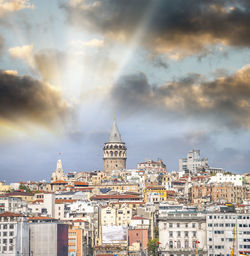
103,142 -> 127,172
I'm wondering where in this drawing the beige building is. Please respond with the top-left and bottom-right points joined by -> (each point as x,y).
103,119 -> 127,173
101,205 -> 132,227
190,183 -> 245,204
91,172 -> 107,185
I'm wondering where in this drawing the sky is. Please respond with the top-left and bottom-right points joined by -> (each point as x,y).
0,0 -> 250,182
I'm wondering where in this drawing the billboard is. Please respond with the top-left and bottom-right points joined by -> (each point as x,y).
102,226 -> 127,244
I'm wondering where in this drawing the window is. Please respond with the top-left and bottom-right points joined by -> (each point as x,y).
192,240 -> 197,248
177,240 -> 181,248
185,223 -> 188,228
185,240 -> 189,248
177,231 -> 181,237
177,223 -> 180,228
169,231 -> 173,237
192,223 -> 196,228
169,241 -> 173,249
193,231 -> 196,237
169,223 -> 173,228
185,231 -> 188,237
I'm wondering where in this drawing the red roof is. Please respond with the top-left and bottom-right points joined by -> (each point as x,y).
0,212 -> 23,217
51,180 -> 67,184
72,219 -> 87,223
28,216 -> 55,220
131,216 -> 147,220
74,181 -> 88,186
32,199 -> 44,204
55,199 -> 77,204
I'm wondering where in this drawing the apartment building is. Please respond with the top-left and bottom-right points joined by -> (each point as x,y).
190,183 -> 245,204
208,173 -> 243,186
158,210 -> 207,256
0,212 -> 29,256
101,205 -> 132,226
206,213 -> 250,256
179,149 -> 208,173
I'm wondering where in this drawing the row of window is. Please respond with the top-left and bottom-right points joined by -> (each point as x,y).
169,231 -> 197,237
0,246 -> 13,252
165,223 -> 197,228
208,223 -> 249,228
0,224 -> 14,229
0,238 -> 13,244
169,240 -> 198,249
0,232 -> 14,237
208,215 -> 250,219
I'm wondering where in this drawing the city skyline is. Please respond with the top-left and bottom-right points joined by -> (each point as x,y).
1,0 -> 250,181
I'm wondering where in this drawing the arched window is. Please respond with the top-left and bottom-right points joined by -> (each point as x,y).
115,151 -> 118,156
185,240 -> 189,248
110,145 -> 113,149
111,151 -> 113,156
119,151 -> 121,156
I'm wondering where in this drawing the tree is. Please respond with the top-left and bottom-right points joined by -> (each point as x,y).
19,184 -> 32,193
148,238 -> 159,256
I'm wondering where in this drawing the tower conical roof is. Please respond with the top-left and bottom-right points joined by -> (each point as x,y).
108,118 -> 122,143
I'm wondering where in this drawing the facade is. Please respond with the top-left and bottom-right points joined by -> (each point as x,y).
0,212 -> 29,256
190,183 -> 245,204
68,227 -> 89,256
208,173 -> 243,186
179,149 -> 208,173
29,222 -> 68,256
144,186 -> 167,203
158,211 -> 207,256
103,119 -> 127,173
206,213 -> 250,256
128,228 -> 148,250
0,196 -> 28,214
101,205 -> 132,226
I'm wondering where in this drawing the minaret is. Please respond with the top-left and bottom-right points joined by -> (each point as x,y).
103,118 -> 127,173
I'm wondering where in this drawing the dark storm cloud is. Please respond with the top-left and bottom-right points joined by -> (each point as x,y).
110,65 -> 250,129
62,0 -> 250,56
0,71 -> 70,128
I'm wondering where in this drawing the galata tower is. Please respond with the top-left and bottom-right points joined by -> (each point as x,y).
103,119 -> 127,172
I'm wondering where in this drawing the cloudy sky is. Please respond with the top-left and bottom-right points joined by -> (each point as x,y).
0,0 -> 250,182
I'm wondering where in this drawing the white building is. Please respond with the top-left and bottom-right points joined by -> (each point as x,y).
0,196 -> 28,214
206,213 -> 250,256
158,209 -> 207,256
208,173 -> 243,186
0,212 -> 29,256
179,149 -> 208,173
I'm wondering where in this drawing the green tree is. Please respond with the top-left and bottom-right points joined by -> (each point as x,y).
148,238 -> 159,256
19,184 -> 32,193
